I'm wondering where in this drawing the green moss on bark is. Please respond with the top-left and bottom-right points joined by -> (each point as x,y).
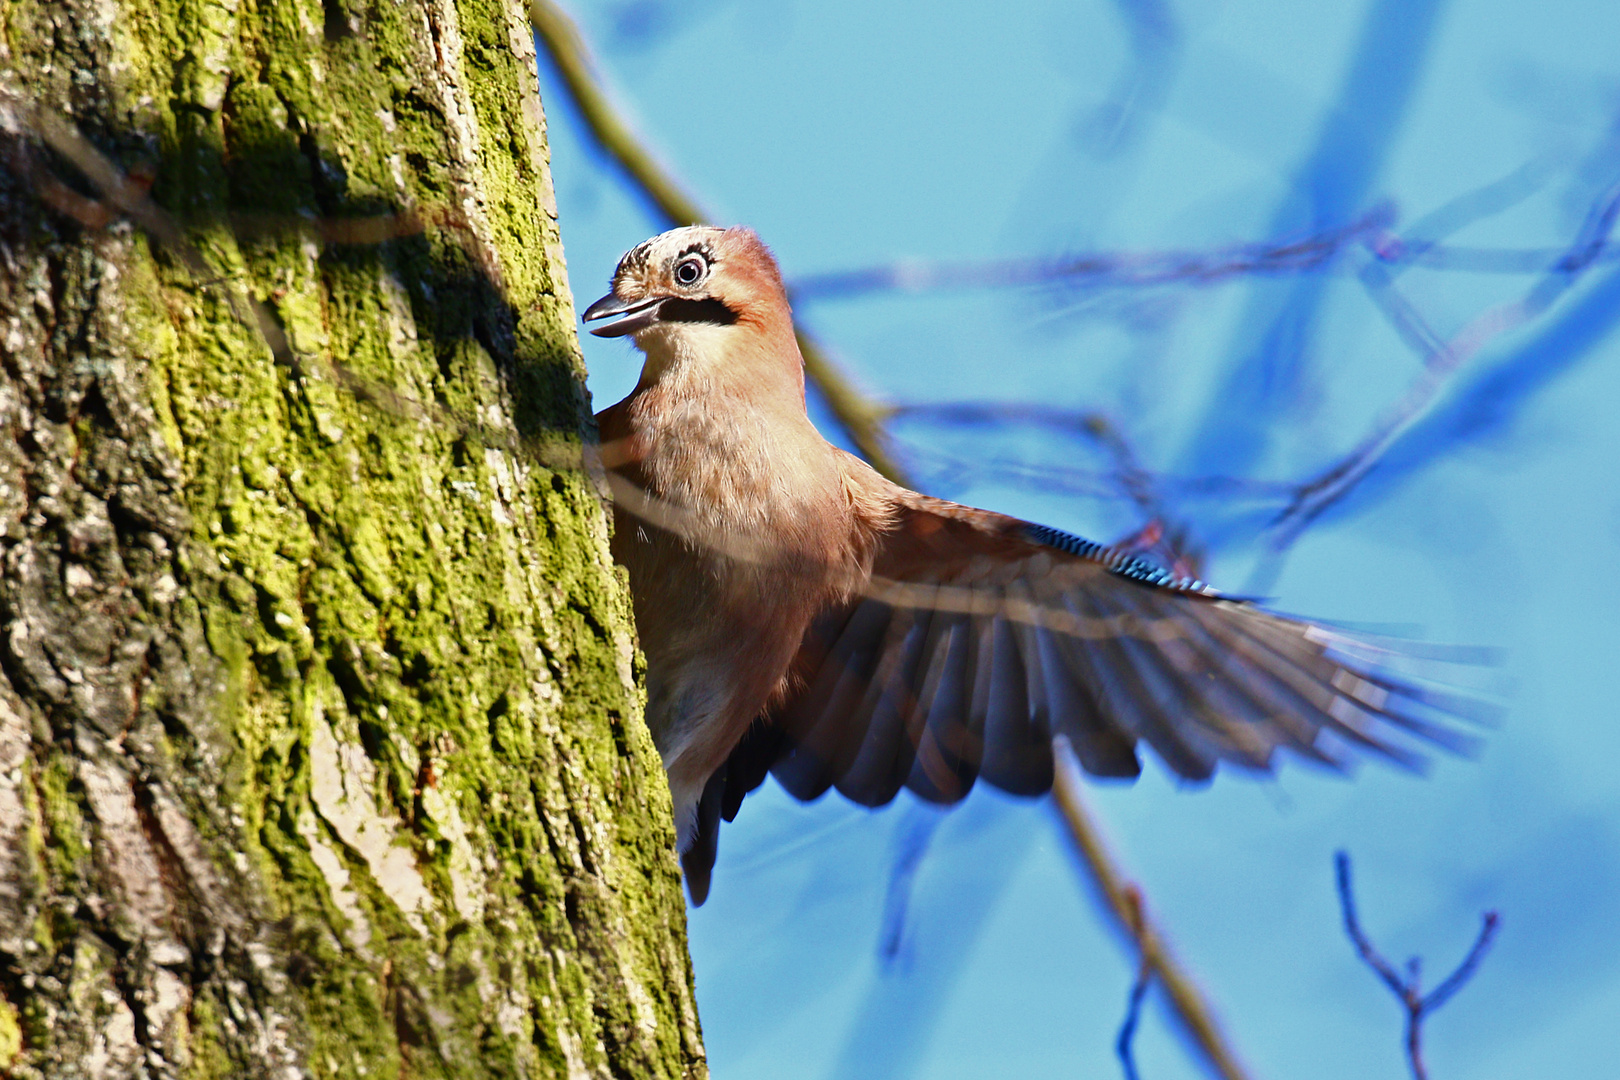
0,0 -> 703,1076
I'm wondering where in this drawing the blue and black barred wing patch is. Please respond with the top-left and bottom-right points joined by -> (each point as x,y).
1020,522 -> 1215,594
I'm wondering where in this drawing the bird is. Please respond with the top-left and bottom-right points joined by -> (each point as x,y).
583,224 -> 1487,906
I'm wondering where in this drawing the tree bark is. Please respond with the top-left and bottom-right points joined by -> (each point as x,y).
0,1 -> 704,1077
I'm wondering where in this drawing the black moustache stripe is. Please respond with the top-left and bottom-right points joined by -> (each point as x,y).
659,297 -> 740,326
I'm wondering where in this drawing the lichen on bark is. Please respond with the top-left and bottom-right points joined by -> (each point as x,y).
0,0 -> 704,1077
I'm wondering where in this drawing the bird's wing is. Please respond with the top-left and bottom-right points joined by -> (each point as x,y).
716,481 -> 1494,824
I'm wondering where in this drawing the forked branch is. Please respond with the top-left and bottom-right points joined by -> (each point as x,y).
1335,851 -> 1501,1080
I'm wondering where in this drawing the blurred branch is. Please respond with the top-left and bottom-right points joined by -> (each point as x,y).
530,0 -> 903,479
889,403 -> 1170,515
789,227 -> 1620,304
1054,743 -> 1254,1080
790,210 -> 1392,300
1258,179 -> 1620,573
891,405 -> 1297,503
534,0 -> 1610,583
1372,241 -> 1620,274
1084,0 -> 1181,158
889,400 -> 1113,441
1370,154 -> 1568,280
1115,885 -> 1155,1080
893,403 -> 1240,574
528,0 -> 704,226
899,441 -> 1294,507
1335,851 -> 1501,1080
877,805 -> 947,963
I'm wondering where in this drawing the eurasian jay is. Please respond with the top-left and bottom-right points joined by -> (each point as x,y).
585,225 -> 1480,905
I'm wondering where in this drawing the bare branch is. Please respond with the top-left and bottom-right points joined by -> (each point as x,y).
1085,0 -> 1181,157
1382,242 -> 1620,273
531,0 -> 1594,598
790,211 -> 1392,301
1419,911 -> 1502,1016
788,230 -> 1616,307
780,207 -> 1607,307
783,155 -> 1607,305
786,231 -> 1620,303
1358,261 -> 1452,361
877,806 -> 946,963
527,0 -> 704,227
1335,851 -> 1502,1080
1335,851 -> 1412,1000
1115,885 -> 1155,1080
1373,155 -> 1563,280
891,404 -> 1218,575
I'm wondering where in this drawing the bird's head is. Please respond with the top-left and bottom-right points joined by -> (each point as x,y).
582,226 -> 798,386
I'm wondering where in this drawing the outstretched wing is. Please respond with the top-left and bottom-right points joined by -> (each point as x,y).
682,486 -> 1494,901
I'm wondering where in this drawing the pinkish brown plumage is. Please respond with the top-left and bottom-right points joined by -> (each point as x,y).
586,225 -> 1487,905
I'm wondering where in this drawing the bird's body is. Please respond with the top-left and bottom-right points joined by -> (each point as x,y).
586,225 -> 1483,904
596,323 -> 878,840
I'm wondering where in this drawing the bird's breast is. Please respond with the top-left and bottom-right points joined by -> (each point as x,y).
614,385 -> 859,644
633,396 -> 841,551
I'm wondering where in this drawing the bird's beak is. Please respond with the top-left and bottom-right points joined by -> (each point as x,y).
582,292 -> 666,338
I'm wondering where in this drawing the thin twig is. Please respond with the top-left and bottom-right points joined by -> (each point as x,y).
789,211 -> 1391,301
785,191 -> 1619,303
877,805 -> 946,963
1054,743 -> 1254,1080
1334,851 -> 1502,1080
1115,885 -> 1155,1080
1117,955 -> 1153,1080
529,0 -> 903,479
897,440 -> 1293,505
776,152 -> 1600,304
888,402 -> 1297,500
891,403 -> 1164,503
787,234 -> 1620,303
1379,241 -> 1620,273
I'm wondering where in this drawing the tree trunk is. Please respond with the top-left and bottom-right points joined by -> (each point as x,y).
0,1 -> 704,1077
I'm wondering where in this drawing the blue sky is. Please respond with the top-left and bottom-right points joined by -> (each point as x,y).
536,2 -> 1620,1076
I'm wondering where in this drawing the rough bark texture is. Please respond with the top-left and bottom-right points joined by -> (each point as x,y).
0,0 -> 705,1077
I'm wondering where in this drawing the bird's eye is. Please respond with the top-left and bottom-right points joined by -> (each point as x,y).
674,254 -> 708,286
